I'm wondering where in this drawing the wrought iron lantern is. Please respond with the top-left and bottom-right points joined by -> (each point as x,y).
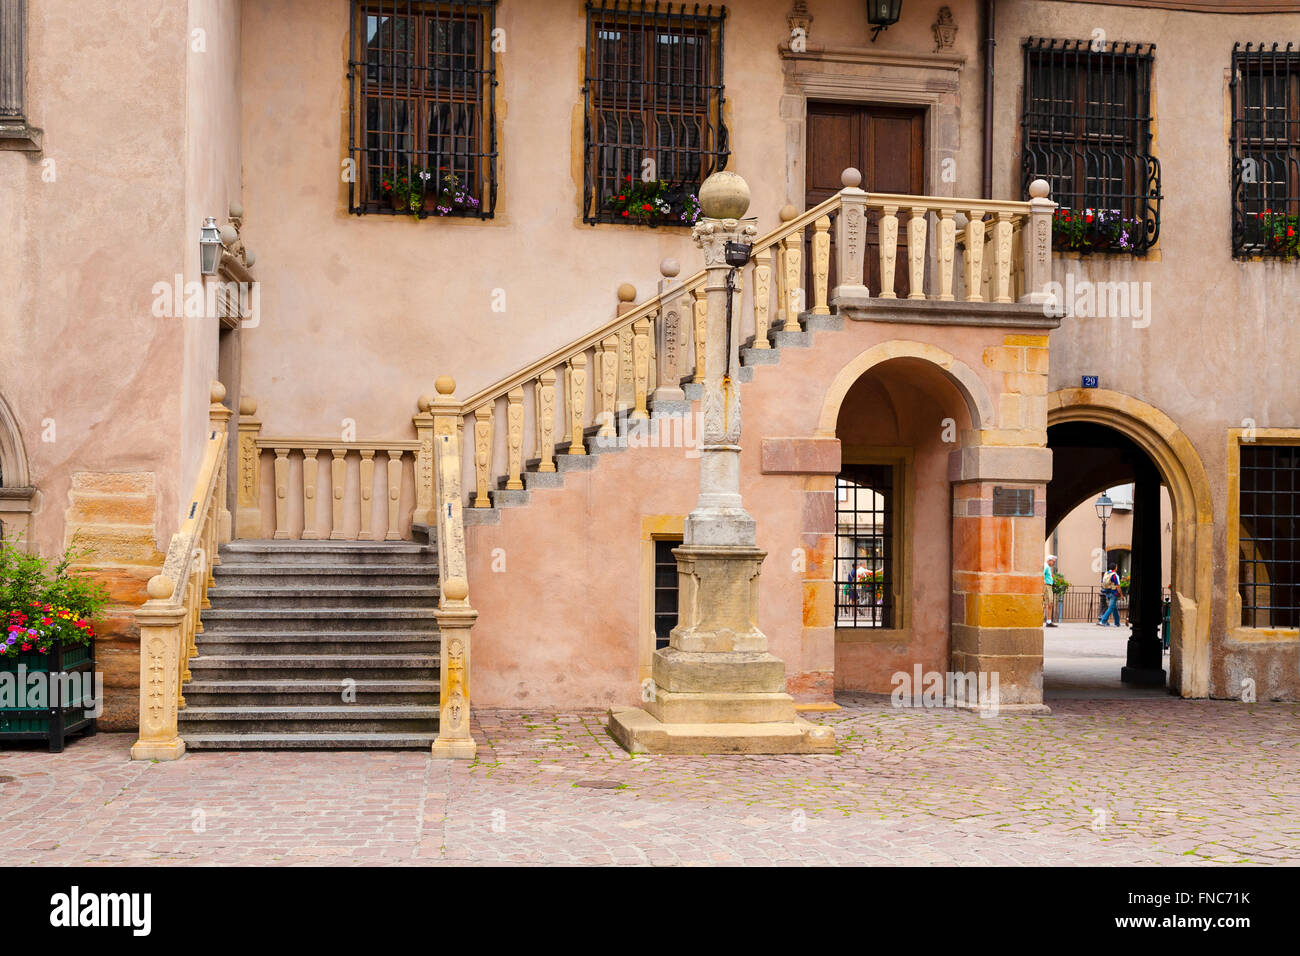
867,0 -> 903,40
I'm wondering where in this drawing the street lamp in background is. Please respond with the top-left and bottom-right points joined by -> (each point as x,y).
1095,491 -> 1114,570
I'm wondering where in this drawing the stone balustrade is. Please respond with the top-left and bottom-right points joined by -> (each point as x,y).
233,397 -> 434,541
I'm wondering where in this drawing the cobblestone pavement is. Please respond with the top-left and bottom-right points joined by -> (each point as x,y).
1,696 -> 1297,866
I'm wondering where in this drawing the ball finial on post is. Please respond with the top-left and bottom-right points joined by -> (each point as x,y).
435,376 -> 456,396
147,574 -> 175,601
779,203 -> 798,223
210,381 -> 227,404
1029,178 -> 1051,200
617,283 -> 637,303
660,258 -> 680,278
841,167 -> 863,189
698,170 -> 751,220
443,577 -> 469,602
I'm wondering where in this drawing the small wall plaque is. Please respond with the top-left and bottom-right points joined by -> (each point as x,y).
992,487 -> 1034,517
1082,375 -> 1099,388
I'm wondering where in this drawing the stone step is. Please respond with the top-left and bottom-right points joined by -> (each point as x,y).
183,679 -> 438,707
189,654 -> 438,681
206,585 -> 440,609
182,731 -> 438,750
201,607 -> 439,632
220,541 -> 436,566
177,703 -> 439,734
213,564 -> 435,587
195,631 -> 439,656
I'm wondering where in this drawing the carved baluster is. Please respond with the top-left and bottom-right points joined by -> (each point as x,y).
631,317 -> 650,420
878,204 -> 900,299
993,210 -> 1013,304
812,215 -> 831,315
964,211 -> 986,302
692,288 -> 707,380
328,448 -> 348,538
774,204 -> 795,327
386,448 -> 404,540
505,387 -> 524,489
472,404 -> 494,506
567,353 -> 587,455
752,247 -> 772,348
535,369 -> 557,472
783,232 -> 803,329
358,449 -> 376,539
907,205 -> 928,300
991,210 -> 1015,303
598,335 -> 618,438
937,208 -> 957,302
272,447 -> 290,539
187,566 -> 201,657
300,447 -> 319,539
1020,180 -> 1055,306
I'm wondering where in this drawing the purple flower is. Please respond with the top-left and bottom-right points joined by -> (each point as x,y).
5,635 -> 15,645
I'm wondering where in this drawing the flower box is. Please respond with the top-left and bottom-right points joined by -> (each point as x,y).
0,638 -> 97,753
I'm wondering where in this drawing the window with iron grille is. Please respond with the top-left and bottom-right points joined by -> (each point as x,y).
1020,38 -> 1160,255
836,465 -> 895,630
653,537 -> 681,649
1239,444 -> 1300,629
347,1 -> 497,218
582,2 -> 728,226
1231,43 -> 1300,259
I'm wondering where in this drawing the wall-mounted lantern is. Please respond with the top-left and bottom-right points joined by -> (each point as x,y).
199,216 -> 223,276
868,0 -> 903,41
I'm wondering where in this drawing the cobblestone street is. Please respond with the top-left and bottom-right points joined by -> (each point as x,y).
2,694 -> 1297,866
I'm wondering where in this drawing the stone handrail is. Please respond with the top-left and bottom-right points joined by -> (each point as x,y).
233,397 -> 436,541
130,382 -> 232,761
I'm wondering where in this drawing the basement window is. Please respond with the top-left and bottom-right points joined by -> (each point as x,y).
653,537 -> 681,649
836,465 -> 895,630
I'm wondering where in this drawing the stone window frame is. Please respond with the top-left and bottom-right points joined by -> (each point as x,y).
779,44 -> 966,210
0,390 -> 35,547
1225,428 -> 1300,645
835,446 -> 913,647
638,514 -> 685,686
0,0 -> 41,151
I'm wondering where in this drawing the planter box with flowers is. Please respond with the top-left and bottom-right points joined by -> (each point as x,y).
605,176 -> 701,227
380,167 -> 481,218
1052,207 -> 1144,254
0,540 -> 107,753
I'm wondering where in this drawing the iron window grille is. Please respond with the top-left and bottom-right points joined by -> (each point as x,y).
1231,43 -> 1300,259
347,0 -> 498,218
582,2 -> 728,226
1239,444 -> 1299,629
835,465 -> 894,630
1020,37 -> 1161,255
653,537 -> 682,649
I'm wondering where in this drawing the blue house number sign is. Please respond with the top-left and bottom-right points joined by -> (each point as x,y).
1081,375 -> 1099,388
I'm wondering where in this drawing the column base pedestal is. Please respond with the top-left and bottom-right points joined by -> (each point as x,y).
431,737 -> 477,760
130,737 -> 186,761
1120,666 -> 1167,688
606,707 -> 835,755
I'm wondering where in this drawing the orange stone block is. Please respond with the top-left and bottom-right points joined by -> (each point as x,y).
801,580 -> 834,628
966,592 -> 1042,628
952,571 -> 1043,595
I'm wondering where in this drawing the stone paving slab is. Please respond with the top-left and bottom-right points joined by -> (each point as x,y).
1,695 -> 1297,866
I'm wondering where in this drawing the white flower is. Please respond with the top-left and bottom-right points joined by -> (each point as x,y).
418,170 -> 432,181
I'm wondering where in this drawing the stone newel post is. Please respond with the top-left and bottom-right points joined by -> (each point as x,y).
606,171 -> 833,754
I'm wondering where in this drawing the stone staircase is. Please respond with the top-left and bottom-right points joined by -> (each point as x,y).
466,312 -> 844,524
179,540 -> 441,750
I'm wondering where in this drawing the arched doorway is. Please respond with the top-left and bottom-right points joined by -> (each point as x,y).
1047,389 -> 1213,698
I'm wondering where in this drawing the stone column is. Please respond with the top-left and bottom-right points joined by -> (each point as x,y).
607,171 -> 833,754
234,397 -> 262,539
1122,457 -> 1167,687
949,444 -> 1054,714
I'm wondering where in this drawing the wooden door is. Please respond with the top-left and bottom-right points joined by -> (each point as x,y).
806,103 -> 925,297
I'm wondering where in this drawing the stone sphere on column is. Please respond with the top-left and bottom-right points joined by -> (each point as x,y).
698,170 -> 751,221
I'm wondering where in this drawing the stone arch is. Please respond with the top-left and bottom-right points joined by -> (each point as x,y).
816,340 -> 996,438
0,390 -> 34,546
1048,388 -> 1213,698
